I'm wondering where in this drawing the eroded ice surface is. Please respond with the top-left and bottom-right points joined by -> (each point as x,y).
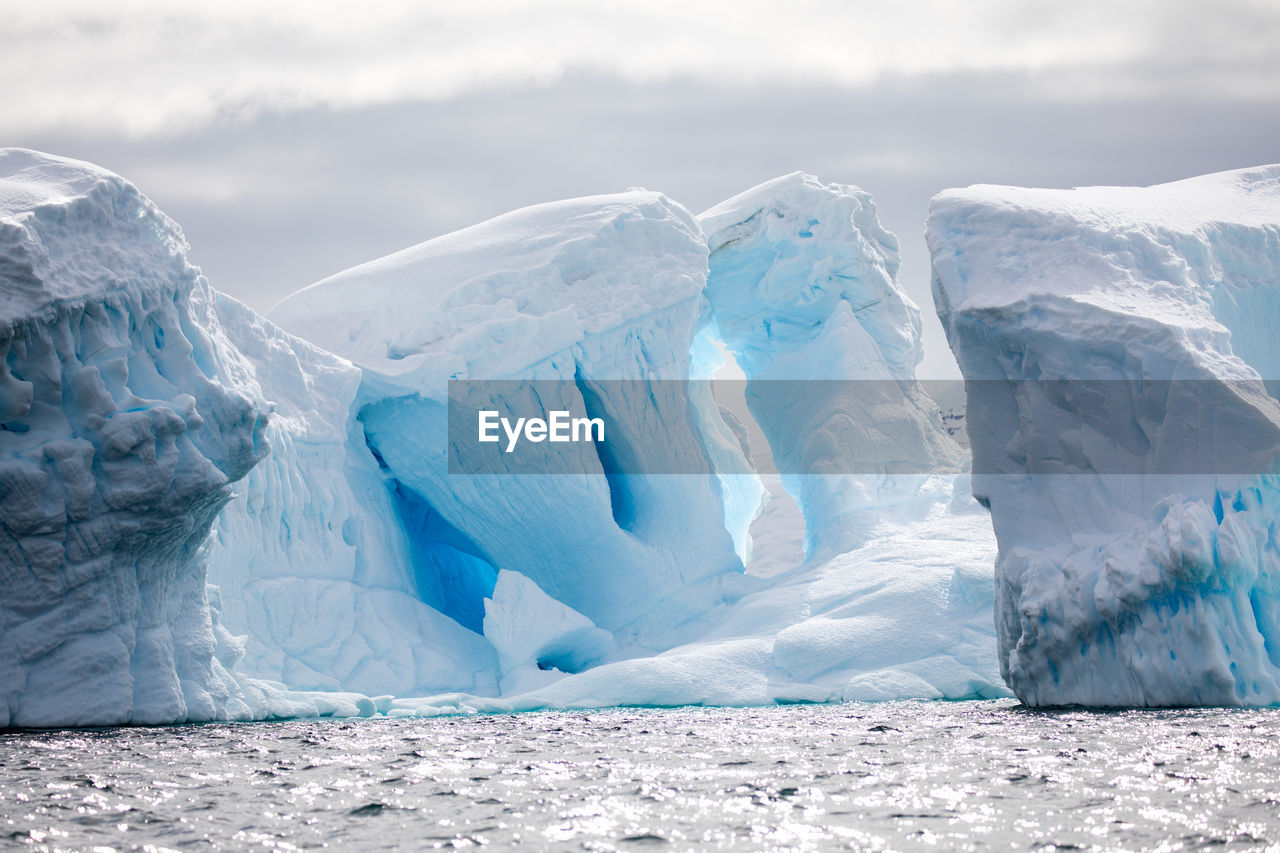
0,149 -> 373,726
699,173 -> 963,562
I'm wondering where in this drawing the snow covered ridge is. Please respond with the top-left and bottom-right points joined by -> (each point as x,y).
930,164 -> 1280,706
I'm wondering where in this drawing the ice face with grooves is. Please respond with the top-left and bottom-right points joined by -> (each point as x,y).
929,164 -> 1280,706
201,293 -> 500,697
0,150 -> 269,726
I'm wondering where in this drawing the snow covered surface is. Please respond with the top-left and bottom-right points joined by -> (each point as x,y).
930,164 -> 1280,706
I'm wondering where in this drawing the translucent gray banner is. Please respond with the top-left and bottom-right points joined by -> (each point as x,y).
446,379 -> 1280,476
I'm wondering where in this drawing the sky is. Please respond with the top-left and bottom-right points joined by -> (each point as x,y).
7,1 -> 1280,377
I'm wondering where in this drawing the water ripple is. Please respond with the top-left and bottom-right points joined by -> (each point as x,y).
2,701 -> 1279,850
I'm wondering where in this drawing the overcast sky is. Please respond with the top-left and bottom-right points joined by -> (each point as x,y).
7,1 -> 1280,377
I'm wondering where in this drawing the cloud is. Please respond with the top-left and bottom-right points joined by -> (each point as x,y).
6,0 -> 1280,135
20,74 -> 1277,378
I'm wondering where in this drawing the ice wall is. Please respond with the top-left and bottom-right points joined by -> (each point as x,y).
929,165 -> 1280,706
0,150 -> 273,725
700,173 -> 961,560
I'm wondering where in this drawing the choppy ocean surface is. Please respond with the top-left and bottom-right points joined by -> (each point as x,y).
2,700 -> 1279,851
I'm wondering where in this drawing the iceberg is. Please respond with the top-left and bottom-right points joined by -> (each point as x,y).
929,165 -> 1280,706
0,147 -> 1006,726
261,173 -> 1003,708
0,149 -> 368,726
268,191 -> 752,653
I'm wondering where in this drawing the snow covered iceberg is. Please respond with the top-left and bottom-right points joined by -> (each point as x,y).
0,147 -> 1005,727
255,172 -> 1002,708
930,165 -> 1280,706
0,149 -> 379,725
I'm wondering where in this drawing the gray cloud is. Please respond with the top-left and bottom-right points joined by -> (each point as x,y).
5,1 -> 1279,135
15,72 -> 1279,377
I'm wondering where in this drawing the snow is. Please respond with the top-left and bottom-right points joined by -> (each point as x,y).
929,164 -> 1280,706
271,191 -> 708,382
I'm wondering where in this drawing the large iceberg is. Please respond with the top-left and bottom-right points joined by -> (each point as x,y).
259,173 -> 1004,711
0,149 -> 378,726
1,147 -> 1006,727
268,191 -> 752,653
929,165 -> 1280,706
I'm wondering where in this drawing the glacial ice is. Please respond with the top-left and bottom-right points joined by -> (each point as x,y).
202,292 -> 500,697
1,147 -> 1006,727
268,191 -> 752,652
930,165 -> 1280,706
261,172 -> 1004,711
0,149 -> 370,725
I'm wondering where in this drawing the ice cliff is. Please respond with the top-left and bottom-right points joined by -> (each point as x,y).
930,165 -> 1280,706
0,150 -> 377,726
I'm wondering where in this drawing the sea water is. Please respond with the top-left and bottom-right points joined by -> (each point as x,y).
2,701 -> 1279,850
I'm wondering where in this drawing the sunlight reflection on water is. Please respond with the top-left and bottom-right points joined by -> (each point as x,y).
2,701 -> 1280,850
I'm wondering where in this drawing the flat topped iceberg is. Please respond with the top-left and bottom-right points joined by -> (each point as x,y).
929,164 -> 1280,706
